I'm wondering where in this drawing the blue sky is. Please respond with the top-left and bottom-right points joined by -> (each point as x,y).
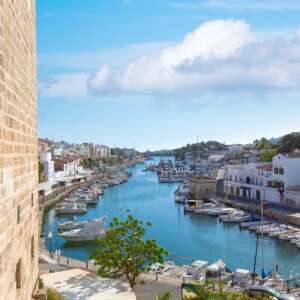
37,0 -> 300,151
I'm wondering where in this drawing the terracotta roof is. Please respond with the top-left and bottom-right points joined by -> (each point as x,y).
281,150 -> 300,158
286,152 -> 300,158
256,164 -> 273,172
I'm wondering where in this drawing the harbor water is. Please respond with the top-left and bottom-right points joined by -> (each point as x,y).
44,158 -> 300,279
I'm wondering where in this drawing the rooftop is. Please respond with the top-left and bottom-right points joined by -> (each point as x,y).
256,164 -> 273,172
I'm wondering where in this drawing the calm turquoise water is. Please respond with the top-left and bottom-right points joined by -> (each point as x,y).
44,158 -> 300,279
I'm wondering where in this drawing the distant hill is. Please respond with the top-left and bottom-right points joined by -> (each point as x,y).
147,132 -> 300,160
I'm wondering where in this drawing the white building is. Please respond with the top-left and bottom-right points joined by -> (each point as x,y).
53,145 -> 64,156
100,145 -> 110,159
227,145 -> 245,153
40,152 -> 55,182
224,152 -> 300,207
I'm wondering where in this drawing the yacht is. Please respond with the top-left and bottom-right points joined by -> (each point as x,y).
221,211 -> 252,223
194,203 -> 217,214
206,207 -> 235,216
55,203 -> 87,214
278,230 -> 300,241
58,218 -> 106,242
78,195 -> 97,205
57,220 -> 88,231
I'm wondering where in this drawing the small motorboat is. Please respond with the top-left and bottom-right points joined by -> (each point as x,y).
57,220 -> 88,231
58,218 -> 106,242
206,207 -> 234,216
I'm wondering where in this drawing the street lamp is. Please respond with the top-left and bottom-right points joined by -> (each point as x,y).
48,231 -> 53,259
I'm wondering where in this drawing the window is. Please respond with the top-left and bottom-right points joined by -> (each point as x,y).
274,167 -> 279,174
16,259 -> 21,289
256,190 -> 261,200
279,167 -> 284,175
31,236 -> 35,258
235,176 -> 237,182
17,206 -> 21,224
229,175 -> 232,181
230,186 -> 234,195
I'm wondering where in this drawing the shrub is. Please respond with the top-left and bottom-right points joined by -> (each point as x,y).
47,288 -> 66,300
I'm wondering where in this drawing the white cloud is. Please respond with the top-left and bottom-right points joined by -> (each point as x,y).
88,19 -> 300,96
39,73 -> 89,98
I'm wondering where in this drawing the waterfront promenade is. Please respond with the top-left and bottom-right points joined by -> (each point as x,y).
222,195 -> 300,226
39,248 -> 182,299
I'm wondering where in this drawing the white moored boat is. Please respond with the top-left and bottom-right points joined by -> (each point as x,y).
55,203 -> 87,215
206,207 -> 234,216
184,200 -> 203,212
58,218 -> 106,242
57,220 -> 88,231
194,203 -> 217,214
221,211 -> 252,223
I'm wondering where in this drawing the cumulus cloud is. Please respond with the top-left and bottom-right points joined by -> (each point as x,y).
88,19 -> 300,97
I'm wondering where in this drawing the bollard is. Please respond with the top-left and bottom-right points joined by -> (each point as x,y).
86,261 -> 89,269
67,257 -> 69,264
155,272 -> 158,281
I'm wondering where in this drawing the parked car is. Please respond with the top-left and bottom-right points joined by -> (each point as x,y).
244,285 -> 295,300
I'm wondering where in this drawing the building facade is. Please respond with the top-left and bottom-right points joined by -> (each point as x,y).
0,1 -> 39,300
224,152 -> 300,208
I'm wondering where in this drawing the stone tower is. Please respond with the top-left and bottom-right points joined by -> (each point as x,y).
0,1 -> 39,299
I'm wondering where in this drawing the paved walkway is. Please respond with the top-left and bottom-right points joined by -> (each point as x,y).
40,268 -> 136,300
39,251 -> 183,299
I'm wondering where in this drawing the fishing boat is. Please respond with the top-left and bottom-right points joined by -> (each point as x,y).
58,218 -> 106,242
184,200 -> 203,212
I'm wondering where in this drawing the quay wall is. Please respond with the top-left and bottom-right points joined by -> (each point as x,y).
223,197 -> 300,226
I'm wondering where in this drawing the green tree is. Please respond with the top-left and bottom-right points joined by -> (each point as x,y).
260,148 -> 278,162
254,137 -> 271,150
278,132 -> 300,153
90,211 -> 168,289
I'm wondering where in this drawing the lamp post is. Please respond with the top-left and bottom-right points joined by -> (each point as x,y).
48,231 -> 53,259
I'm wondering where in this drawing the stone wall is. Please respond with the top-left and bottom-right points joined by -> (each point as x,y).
0,1 -> 38,300
189,176 -> 217,200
